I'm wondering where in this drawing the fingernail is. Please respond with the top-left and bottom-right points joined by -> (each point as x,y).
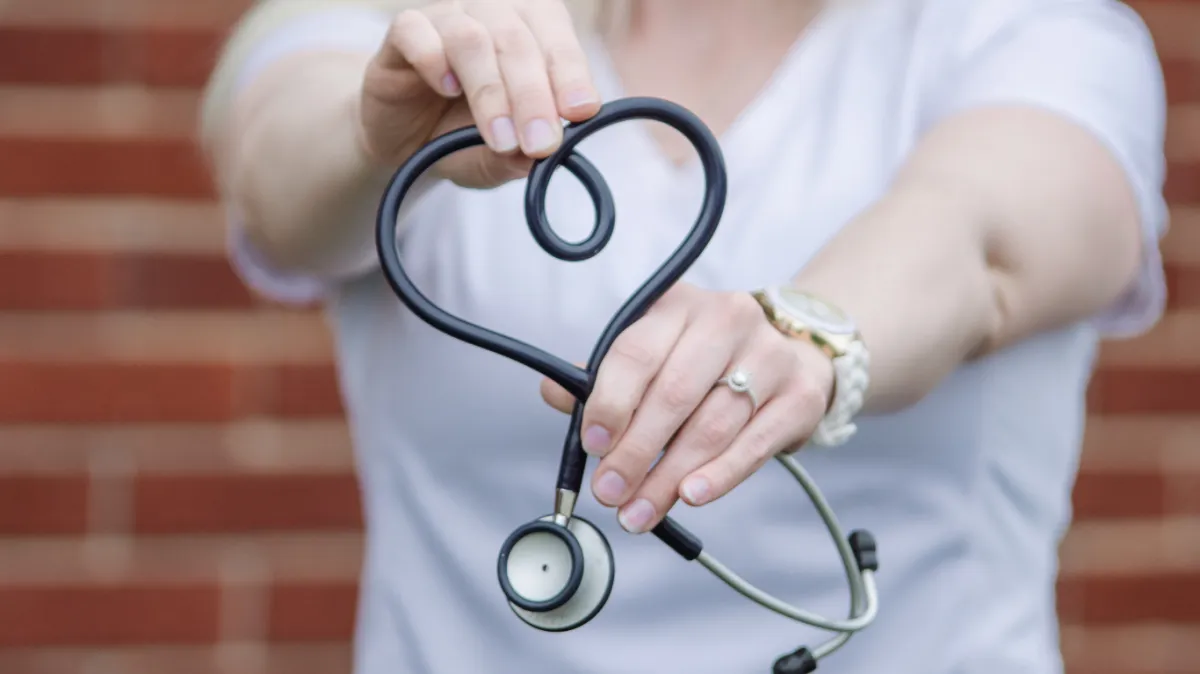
523,118 -> 556,153
618,499 -> 655,534
564,89 -> 599,111
593,471 -> 626,505
441,72 -> 460,96
681,476 -> 711,505
490,117 -> 518,152
582,426 -> 611,457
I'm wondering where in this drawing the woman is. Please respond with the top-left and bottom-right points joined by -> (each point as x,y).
200,0 -> 1168,672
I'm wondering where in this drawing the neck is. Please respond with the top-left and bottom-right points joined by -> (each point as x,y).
624,0 -> 821,43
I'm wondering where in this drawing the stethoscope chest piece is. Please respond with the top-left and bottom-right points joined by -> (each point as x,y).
498,515 -> 615,632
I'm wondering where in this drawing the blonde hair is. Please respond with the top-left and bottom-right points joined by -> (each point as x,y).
199,0 -> 625,156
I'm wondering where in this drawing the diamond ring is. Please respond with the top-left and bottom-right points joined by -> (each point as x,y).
714,367 -> 759,415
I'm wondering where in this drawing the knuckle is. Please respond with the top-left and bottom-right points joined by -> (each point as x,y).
726,291 -> 763,321
694,413 -> 738,448
792,377 -> 829,416
743,421 -> 780,459
490,24 -> 533,56
618,435 -> 661,464
508,83 -> 553,111
609,336 -> 658,371
441,20 -> 490,53
468,80 -> 508,107
544,44 -> 585,73
656,372 -> 696,413
585,394 -> 628,428
390,9 -> 423,35
765,332 -> 800,366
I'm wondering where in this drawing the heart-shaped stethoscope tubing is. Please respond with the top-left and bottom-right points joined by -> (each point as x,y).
375,97 -> 880,673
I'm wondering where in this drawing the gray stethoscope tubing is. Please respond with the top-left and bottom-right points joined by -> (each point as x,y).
375,97 -> 879,674
700,453 -> 879,662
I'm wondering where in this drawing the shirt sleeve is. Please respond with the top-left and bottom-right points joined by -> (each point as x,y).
917,0 -> 1170,338
221,6 -> 394,306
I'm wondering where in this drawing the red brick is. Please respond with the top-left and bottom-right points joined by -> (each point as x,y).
1165,264 -> 1200,311
0,252 -> 254,310
1,0 -> 254,30
266,644 -> 354,674
0,137 -> 214,198
267,582 -> 358,642
260,365 -> 345,419
1133,1 -> 1200,62
0,583 -> 220,646
0,199 -> 224,254
1065,670 -> 1184,674
1057,571 -> 1200,624
0,475 -> 88,535
0,643 -> 354,674
1165,59 -> 1200,105
1072,472 -> 1166,520
1087,368 -> 1200,415
135,473 -> 362,534
1165,162 -> 1200,204
0,363 -> 342,423
0,27 -> 222,87
0,362 -> 237,423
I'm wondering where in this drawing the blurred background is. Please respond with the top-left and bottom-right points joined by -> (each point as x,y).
0,0 -> 1195,673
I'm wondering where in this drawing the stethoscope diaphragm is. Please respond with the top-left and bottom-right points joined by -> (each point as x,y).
499,515 -> 615,632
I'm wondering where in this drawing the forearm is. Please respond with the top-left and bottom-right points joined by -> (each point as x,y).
792,183 -> 996,413
792,107 -> 1144,413
219,51 -> 396,275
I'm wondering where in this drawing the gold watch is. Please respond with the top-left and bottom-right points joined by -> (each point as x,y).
751,286 -> 870,447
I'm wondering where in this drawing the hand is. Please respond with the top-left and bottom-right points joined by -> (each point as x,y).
540,283 -> 836,534
358,0 -> 602,188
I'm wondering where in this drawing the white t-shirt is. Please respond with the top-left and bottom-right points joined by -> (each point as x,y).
226,1 -> 1168,672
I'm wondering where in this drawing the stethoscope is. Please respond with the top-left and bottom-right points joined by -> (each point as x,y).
375,97 -> 880,674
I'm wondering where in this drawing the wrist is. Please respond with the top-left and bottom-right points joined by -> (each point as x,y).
751,286 -> 870,447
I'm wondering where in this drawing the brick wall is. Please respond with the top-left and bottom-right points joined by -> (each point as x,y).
0,1 -> 1195,672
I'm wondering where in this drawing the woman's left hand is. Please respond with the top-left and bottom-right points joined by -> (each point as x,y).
540,282 -> 835,533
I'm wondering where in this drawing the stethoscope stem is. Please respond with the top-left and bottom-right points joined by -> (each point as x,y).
553,487 -> 578,527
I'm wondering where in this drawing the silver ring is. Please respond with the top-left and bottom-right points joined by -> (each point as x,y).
714,367 -> 759,415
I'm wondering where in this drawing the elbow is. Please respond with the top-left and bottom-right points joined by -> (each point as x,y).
975,206 -> 1145,356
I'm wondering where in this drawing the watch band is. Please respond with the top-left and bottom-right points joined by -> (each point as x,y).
809,339 -> 870,447
751,288 -> 870,447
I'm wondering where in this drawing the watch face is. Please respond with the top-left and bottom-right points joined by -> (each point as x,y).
775,286 -> 857,335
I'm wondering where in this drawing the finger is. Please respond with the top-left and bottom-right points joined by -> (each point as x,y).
426,9 -> 518,153
540,361 -> 587,414
680,378 -> 827,507
616,336 -> 792,533
466,3 -> 562,157
580,302 -> 688,459
614,391 -> 748,533
380,10 -> 460,96
517,0 -> 601,121
591,302 -> 752,508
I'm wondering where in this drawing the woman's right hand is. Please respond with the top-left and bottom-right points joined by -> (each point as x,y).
359,0 -> 603,189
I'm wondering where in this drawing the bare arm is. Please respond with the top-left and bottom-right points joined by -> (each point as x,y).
199,0 -> 422,279
791,106 -> 1151,412
210,49 -> 393,277
200,0 -> 601,282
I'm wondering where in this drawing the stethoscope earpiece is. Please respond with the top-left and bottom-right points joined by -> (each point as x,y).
376,97 -> 879,671
500,515 -> 615,632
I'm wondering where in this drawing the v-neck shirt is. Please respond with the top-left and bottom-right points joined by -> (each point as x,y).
225,1 -> 1168,672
